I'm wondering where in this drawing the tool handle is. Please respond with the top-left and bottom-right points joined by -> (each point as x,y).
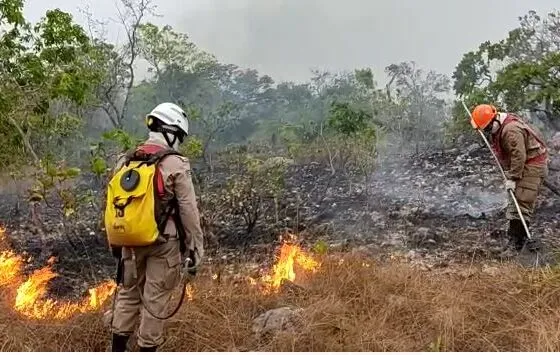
115,259 -> 123,284
508,189 -> 532,240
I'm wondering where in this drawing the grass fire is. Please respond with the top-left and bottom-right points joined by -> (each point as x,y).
0,228 -> 116,320
0,227 -> 319,322
2,226 -> 560,351
262,239 -> 320,291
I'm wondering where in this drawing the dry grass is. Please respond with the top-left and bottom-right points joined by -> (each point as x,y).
1,254 -> 560,351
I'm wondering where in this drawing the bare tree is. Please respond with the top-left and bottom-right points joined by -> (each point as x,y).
81,0 -> 156,128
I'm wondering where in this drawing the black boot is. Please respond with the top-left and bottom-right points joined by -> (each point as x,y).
508,219 -> 527,251
139,346 -> 157,352
111,333 -> 130,352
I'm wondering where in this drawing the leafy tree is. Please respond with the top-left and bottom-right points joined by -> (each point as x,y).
179,136 -> 203,161
327,102 -> 371,137
139,23 -> 215,77
87,40 -> 131,129
222,151 -> 289,236
28,159 -> 82,218
385,61 -> 451,152
491,52 -> 560,130
0,0 -> 103,167
198,101 -> 241,166
452,9 -> 560,132
137,22 -> 216,104
325,101 -> 378,177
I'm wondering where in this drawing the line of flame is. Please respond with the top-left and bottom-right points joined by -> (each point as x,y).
0,227 -> 116,320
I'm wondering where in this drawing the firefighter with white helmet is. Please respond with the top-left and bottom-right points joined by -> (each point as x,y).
107,102 -> 204,351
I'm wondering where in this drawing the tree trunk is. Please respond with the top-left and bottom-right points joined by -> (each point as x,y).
9,116 -> 39,163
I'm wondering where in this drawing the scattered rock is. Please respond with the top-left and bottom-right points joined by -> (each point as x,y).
406,250 -> 420,260
466,143 -> 480,154
551,132 -> 560,151
252,307 -> 304,336
387,294 -> 407,306
482,265 -> 499,277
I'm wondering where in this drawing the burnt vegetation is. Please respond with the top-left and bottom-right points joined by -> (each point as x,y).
1,0 -> 560,351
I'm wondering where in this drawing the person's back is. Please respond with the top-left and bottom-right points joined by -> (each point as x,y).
495,114 -> 548,176
106,102 -> 204,352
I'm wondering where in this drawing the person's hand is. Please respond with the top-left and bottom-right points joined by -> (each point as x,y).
182,249 -> 200,276
505,179 -> 516,191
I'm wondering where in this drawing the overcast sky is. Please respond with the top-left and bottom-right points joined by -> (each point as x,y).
24,0 -> 559,84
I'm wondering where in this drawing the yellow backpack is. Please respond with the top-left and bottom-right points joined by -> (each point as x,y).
104,145 -> 182,247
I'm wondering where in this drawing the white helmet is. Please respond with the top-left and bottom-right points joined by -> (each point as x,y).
146,103 -> 189,147
147,102 -> 189,134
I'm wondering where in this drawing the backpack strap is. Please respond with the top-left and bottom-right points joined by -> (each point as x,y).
141,147 -> 188,254
156,150 -> 189,255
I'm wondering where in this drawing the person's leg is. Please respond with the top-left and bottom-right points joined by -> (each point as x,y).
136,240 -> 182,351
507,218 -> 526,251
506,165 -> 546,251
111,247 -> 147,351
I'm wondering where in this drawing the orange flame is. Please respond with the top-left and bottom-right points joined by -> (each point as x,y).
14,266 -> 116,320
0,227 -> 116,320
262,241 -> 319,291
0,251 -> 24,286
185,284 -> 194,301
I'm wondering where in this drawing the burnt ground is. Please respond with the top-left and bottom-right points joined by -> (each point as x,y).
1,142 -> 560,297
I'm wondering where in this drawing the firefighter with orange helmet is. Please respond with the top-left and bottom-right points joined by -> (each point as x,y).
471,104 -> 548,251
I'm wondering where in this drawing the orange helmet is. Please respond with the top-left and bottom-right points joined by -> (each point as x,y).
471,104 -> 498,129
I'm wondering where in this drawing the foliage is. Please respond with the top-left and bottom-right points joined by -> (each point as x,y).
101,128 -> 142,151
221,150 -> 290,235
180,136 -> 203,161
89,145 -> 108,179
452,10 -> 560,132
80,0 -> 157,129
327,102 -> 372,137
198,101 -> 242,165
28,158 -> 83,218
323,102 -> 378,176
385,61 -> 451,152
87,39 -> 131,129
0,0 -> 103,166
276,100 -> 379,178
312,239 -> 329,255
278,120 -> 320,158
138,23 -> 216,79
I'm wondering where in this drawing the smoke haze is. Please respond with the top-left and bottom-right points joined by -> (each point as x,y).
24,0 -> 559,83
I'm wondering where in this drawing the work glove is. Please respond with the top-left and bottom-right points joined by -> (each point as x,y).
111,246 -> 122,260
505,179 -> 516,191
182,249 -> 200,277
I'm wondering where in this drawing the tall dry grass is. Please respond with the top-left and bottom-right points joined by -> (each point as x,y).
1,254 -> 560,351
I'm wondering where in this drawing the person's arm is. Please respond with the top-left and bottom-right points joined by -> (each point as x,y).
503,128 -> 526,180
171,157 -> 204,264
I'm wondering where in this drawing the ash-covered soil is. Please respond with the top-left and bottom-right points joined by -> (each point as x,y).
1,142 -> 559,297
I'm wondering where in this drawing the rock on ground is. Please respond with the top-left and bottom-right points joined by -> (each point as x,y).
251,306 -> 304,336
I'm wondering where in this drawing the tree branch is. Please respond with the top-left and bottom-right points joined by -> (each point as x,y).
8,116 -> 39,164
